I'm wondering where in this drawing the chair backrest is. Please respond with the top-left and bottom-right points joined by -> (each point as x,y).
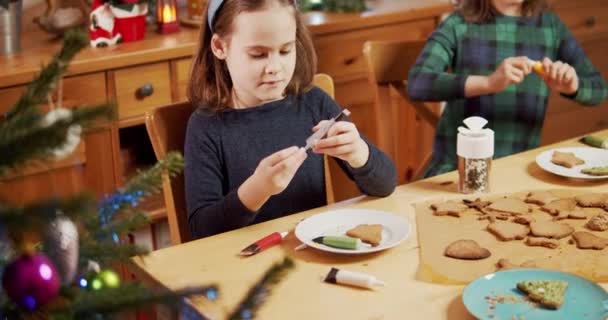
145,101 -> 195,245
145,74 -> 336,244
312,73 -> 336,204
363,40 -> 441,182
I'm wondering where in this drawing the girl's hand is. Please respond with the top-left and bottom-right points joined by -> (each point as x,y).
487,56 -> 532,93
539,57 -> 579,95
312,121 -> 369,168
238,146 -> 307,212
252,146 -> 307,196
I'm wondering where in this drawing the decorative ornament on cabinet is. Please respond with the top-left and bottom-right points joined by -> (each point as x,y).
33,0 -> 88,35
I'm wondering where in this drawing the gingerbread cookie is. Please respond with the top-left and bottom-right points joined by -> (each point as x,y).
496,258 -> 536,271
462,198 -> 491,212
444,239 -> 491,260
586,213 -> 608,231
551,151 -> 585,168
525,237 -> 560,249
487,221 -> 530,241
346,224 -> 383,246
571,231 -> 608,250
541,198 -> 577,216
478,212 -> 510,223
512,216 -> 535,225
554,209 -> 587,221
430,201 -> 468,217
529,221 -> 574,239
575,193 -> 608,208
525,191 -> 560,206
487,198 -> 531,216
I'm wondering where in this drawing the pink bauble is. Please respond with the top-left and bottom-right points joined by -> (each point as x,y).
2,254 -> 61,310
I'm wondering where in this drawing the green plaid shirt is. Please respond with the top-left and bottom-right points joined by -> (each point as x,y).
408,11 -> 607,177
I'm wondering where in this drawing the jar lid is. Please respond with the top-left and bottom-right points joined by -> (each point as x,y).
457,116 -> 494,158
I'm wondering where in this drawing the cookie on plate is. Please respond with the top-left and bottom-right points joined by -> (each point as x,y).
551,151 -> 584,168
346,224 -> 383,246
517,280 -> 568,309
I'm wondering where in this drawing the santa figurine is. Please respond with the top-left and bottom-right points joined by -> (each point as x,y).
89,0 -> 122,47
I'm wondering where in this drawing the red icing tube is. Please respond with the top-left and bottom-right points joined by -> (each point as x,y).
240,231 -> 288,256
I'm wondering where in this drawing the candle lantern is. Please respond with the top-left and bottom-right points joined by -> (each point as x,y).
156,0 -> 179,33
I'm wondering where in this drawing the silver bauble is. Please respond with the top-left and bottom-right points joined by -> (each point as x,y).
45,216 -> 79,285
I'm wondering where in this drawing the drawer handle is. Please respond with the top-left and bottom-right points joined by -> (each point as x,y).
344,57 -> 357,66
585,16 -> 596,28
136,83 -> 154,100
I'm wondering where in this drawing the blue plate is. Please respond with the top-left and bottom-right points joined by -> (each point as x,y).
463,269 -> 608,320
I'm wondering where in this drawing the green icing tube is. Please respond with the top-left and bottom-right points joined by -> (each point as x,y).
313,236 -> 359,250
582,135 -> 608,149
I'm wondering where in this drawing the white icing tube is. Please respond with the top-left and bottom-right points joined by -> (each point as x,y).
323,267 -> 385,289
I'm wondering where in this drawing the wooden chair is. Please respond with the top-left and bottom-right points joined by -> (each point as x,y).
145,101 -> 196,245
312,73 -> 336,204
144,74 -> 337,244
363,40 -> 442,183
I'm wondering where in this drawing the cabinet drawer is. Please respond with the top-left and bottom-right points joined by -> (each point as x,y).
0,72 -> 106,115
314,18 -> 436,81
174,58 -> 192,102
114,62 -> 172,120
555,4 -> 608,41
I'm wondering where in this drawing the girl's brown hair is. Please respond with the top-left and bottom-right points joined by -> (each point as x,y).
188,0 -> 317,112
455,0 -> 549,23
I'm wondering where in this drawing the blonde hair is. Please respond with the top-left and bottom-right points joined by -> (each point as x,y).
188,0 -> 317,112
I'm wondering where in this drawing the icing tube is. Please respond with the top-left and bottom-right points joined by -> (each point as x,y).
312,236 -> 360,250
323,267 -> 385,289
583,135 -> 608,149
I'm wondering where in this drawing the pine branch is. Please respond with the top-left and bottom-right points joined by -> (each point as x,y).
78,240 -> 147,266
0,104 -> 114,177
228,257 -> 295,320
123,152 -> 184,195
0,194 -> 96,236
48,283 -> 216,319
96,211 -> 150,241
8,30 -> 88,118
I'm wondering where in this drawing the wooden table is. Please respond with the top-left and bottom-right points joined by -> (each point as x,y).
131,130 -> 608,320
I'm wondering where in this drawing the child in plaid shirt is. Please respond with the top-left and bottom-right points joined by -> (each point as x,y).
408,0 -> 607,177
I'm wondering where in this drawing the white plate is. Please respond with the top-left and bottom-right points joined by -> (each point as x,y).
536,147 -> 608,180
294,208 -> 411,254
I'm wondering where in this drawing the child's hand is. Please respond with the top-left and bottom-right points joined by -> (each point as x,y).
487,56 -> 532,93
312,120 -> 369,168
253,146 -> 307,196
538,57 -> 579,95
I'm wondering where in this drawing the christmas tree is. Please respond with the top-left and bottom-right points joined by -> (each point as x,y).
0,30 -> 293,319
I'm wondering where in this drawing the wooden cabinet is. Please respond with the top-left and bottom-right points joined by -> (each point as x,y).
541,0 -> 608,144
113,63 -> 173,123
0,72 -> 115,204
173,58 -> 192,102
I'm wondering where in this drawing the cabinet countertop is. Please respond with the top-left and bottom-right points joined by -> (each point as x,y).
0,0 -> 451,88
